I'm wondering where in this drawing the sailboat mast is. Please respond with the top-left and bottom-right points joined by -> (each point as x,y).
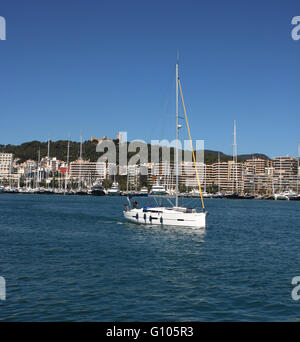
175,59 -> 179,207
279,158 -> 282,193
47,138 -> 50,189
252,154 -> 255,195
47,138 -> 50,160
37,148 -> 40,188
79,133 -> 83,190
297,144 -> 300,194
233,120 -> 238,193
218,152 -> 220,193
65,137 -> 70,194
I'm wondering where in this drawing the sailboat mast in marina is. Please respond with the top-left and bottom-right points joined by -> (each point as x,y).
36,148 -> 41,189
233,120 -> 238,194
79,133 -> 83,191
297,144 -> 300,195
175,59 -> 179,207
47,137 -> 50,189
123,59 -> 208,229
64,137 -> 70,195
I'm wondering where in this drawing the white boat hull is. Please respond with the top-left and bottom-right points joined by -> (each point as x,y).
274,190 -> 297,200
108,191 -> 120,196
150,191 -> 168,196
124,207 -> 207,229
274,194 -> 288,200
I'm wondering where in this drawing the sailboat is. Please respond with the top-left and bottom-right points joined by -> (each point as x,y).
123,60 -> 208,229
64,138 -> 71,195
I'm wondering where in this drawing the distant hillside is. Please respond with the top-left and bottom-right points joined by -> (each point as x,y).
0,140 -> 101,164
237,153 -> 270,162
199,150 -> 270,164
0,140 -> 270,164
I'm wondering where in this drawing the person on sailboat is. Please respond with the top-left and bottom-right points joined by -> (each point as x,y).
133,200 -> 138,208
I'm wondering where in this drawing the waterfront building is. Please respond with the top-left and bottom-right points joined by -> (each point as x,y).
50,157 -> 60,172
273,157 -> 298,176
182,161 -> 205,189
127,164 -> 140,190
70,160 -> 107,183
273,157 -> 298,192
244,158 -> 271,175
212,161 -> 232,192
0,153 -> 13,177
8,149 -> 299,194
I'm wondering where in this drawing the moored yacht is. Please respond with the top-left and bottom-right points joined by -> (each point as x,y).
91,182 -> 105,196
223,192 -> 239,199
189,189 -> 211,198
150,182 -> 168,196
212,192 -> 224,199
274,193 -> 288,200
108,182 -> 121,196
140,187 -> 149,195
128,187 -> 149,197
274,190 -> 296,200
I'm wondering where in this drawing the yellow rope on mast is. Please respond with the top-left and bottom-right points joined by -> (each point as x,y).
178,78 -> 205,211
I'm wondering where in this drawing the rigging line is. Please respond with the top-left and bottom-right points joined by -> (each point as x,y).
179,196 -> 202,209
178,78 -> 205,211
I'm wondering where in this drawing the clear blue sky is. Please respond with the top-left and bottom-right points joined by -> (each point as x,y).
0,0 -> 299,158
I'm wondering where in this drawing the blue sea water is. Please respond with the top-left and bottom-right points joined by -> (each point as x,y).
0,194 -> 300,321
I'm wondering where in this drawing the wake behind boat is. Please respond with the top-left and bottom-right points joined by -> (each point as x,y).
123,59 -> 208,229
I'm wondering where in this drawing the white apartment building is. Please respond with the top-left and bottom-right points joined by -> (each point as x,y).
0,153 -> 13,177
70,160 -> 106,182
